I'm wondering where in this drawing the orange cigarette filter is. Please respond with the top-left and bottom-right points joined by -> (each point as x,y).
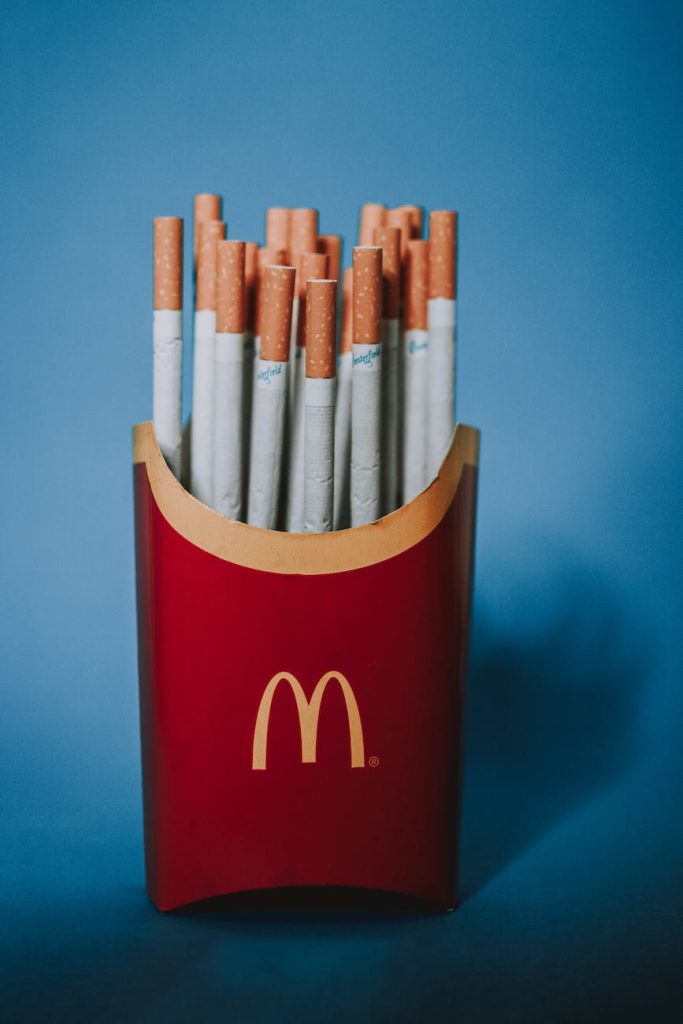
428,210 -> 457,300
216,240 -> 246,334
193,193 -> 222,261
358,203 -> 386,246
245,241 -> 258,333
154,217 -> 183,310
373,226 -> 401,319
297,251 -> 328,345
297,250 -> 328,299
260,265 -> 296,362
386,207 -> 412,260
196,219 -> 226,311
306,280 -> 337,378
289,208 -> 318,262
265,207 -> 290,252
340,267 -> 353,354
404,240 -> 430,331
255,247 -> 286,335
352,247 -> 383,345
397,204 -> 424,238
318,234 -> 342,282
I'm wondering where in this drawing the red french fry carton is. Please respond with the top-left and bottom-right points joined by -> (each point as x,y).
133,421 -> 479,910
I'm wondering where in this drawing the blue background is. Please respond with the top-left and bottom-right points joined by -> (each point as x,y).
2,1 -> 682,1020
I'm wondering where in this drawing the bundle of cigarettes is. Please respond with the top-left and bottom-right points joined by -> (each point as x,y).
152,199 -> 457,533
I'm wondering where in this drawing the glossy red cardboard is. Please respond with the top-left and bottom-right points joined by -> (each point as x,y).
133,422 -> 478,910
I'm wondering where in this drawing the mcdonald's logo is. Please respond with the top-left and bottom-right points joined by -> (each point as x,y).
252,671 -> 366,770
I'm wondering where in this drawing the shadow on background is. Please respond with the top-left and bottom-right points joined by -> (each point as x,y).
459,570 -> 648,899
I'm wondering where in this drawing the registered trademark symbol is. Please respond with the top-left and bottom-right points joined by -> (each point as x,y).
368,755 -> 380,767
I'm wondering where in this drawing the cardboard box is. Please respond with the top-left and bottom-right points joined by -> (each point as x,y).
133,421 -> 479,910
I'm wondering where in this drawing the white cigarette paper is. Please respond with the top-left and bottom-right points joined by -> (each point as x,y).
402,328 -> 429,502
351,343 -> 382,526
180,416 -> 192,491
241,333 -> 254,501
287,297 -> 300,408
427,297 -> 456,479
247,334 -> 260,500
212,332 -> 244,520
250,334 -> 261,423
333,350 -> 352,529
381,317 -> 400,514
191,309 -> 216,505
304,376 -> 336,533
286,349 -> 306,532
247,358 -> 288,529
153,309 -> 183,476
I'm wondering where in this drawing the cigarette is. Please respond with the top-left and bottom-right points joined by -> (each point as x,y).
318,234 -> 342,283
374,225 -> 401,514
340,266 -> 354,355
244,242 -> 259,336
213,240 -> 246,520
250,246 -> 286,477
318,234 -> 342,351
427,210 -> 457,478
358,203 -> 386,246
402,239 -> 430,502
216,241 -> 246,335
247,265 -> 295,529
289,208 -> 318,268
286,250 -> 328,532
396,204 -> 424,238
191,218 -> 226,505
287,208 -> 319,404
296,251 -> 328,309
333,267 -> 353,529
153,216 -> 183,476
265,207 -> 290,252
304,279 -> 337,533
193,193 -> 222,264
242,241 -> 259,497
254,247 -> 286,353
351,246 -> 383,526
386,207 -> 412,262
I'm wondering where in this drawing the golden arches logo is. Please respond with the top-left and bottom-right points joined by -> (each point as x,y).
252,671 -> 366,770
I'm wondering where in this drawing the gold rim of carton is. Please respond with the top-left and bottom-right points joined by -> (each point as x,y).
132,421 -> 479,574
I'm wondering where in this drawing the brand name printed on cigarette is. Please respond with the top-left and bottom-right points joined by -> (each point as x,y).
352,345 -> 381,369
256,363 -> 283,384
252,671 -> 367,770
408,338 -> 429,355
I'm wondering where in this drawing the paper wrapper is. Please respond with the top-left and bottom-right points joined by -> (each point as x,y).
403,327 -> 429,503
212,332 -> 244,520
247,358 -> 288,529
152,310 -> 182,476
381,318 -> 400,514
304,377 -> 335,533
133,419 -> 479,911
285,350 -> 306,532
333,350 -> 352,529
351,343 -> 382,527
190,309 -> 216,505
427,297 -> 456,479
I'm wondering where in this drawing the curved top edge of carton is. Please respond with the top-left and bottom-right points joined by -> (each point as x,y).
132,421 -> 479,575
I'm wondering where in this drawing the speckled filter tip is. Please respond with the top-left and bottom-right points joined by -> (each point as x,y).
260,265 -> 296,361
153,217 -> 183,310
352,247 -> 383,345
216,240 -> 246,333
306,280 -> 337,378
428,210 -> 457,300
